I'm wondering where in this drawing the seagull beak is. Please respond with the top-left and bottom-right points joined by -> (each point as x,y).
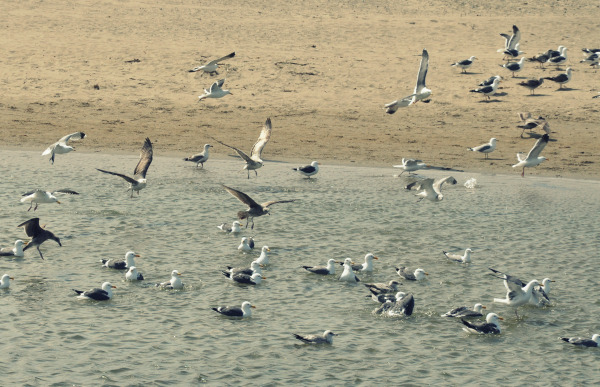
259,264 -> 265,268
267,248 -> 271,252
135,254 -> 141,257
9,277 -> 14,280
111,285 -> 117,289
498,317 -> 504,320
56,201 -> 61,204
550,280 -> 555,282
251,305 -> 256,309
373,256 -> 379,260
482,305 -> 487,309
23,241 -> 28,246
425,272 -> 430,275
261,276 -> 267,279
177,273 -> 183,276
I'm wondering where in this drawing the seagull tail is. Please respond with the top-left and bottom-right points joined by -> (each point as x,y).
493,297 -> 509,304
72,289 -> 83,296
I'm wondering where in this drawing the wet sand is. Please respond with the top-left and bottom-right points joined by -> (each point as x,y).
1,0 -> 599,178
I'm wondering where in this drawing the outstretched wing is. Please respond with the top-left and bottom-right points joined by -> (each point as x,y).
208,52 -> 235,65
261,199 -> 296,208
507,25 -> 520,51
222,185 -> 261,209
415,49 -> 429,92
209,79 -> 226,93
420,178 -> 436,197
212,138 -> 253,163
525,134 -> 549,161
58,132 -> 86,145
96,169 -> 138,185
17,218 -> 43,237
250,118 -> 272,161
134,138 -> 153,178
52,189 -> 80,195
434,176 -> 457,194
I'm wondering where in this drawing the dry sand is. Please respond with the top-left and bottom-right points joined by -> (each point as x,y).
1,0 -> 599,179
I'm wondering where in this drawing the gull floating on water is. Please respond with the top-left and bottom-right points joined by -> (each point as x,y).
256,246 -> 270,265
20,189 -> 79,211
293,330 -> 337,344
238,237 -> 253,252
339,258 -> 360,282
97,137 -> 153,198
500,57 -> 526,77
227,260 -> 263,276
451,56 -> 477,73
302,258 -> 337,275
512,133 -> 549,177
0,274 -> 14,289
544,67 -> 572,89
470,77 -> 501,100
0,240 -> 27,257
198,79 -> 231,100
490,267 -> 540,317
373,292 -> 415,317
529,277 -> 554,307
468,138 -> 497,159
42,132 -> 86,164
442,303 -> 486,318
218,221 -> 242,233
393,158 -> 427,175
125,266 -> 144,281
365,280 -> 402,300
156,270 -> 183,289
221,184 -> 295,229
350,253 -> 379,272
18,218 -> 61,260
72,282 -> 116,301
212,301 -> 255,318
222,271 -> 265,285
292,161 -> 319,178
443,248 -> 473,263
101,251 -> 140,270
461,313 -> 503,334
189,52 -> 235,75
183,144 -> 212,168
561,334 -> 600,347
396,267 -> 428,281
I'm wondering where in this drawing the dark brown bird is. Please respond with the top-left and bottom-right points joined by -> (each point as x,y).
97,138 -> 153,197
17,218 -> 61,260
222,184 -> 295,229
518,78 -> 544,95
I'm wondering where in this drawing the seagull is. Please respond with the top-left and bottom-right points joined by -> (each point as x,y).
222,271 -> 265,285
302,258 -> 337,275
478,75 -> 502,86
17,218 -> 61,260
101,251 -> 140,270
183,144 -> 212,168
442,304 -> 486,318
217,221 -> 242,233
42,132 -> 86,164
549,47 -> 568,68
405,176 -> 457,192
396,267 -> 428,281
198,79 -> 232,100
339,258 -> 360,282
20,189 -> 79,211
582,48 -> 600,54
544,67 -> 572,89
72,282 -> 116,301
529,278 -> 554,307
221,184 -> 295,229
512,133 -> 549,177
238,237 -> 253,252
411,49 -> 432,104
293,330 -> 337,344
451,56 -> 477,73
383,93 -> 418,114
375,292 -> 415,317
498,25 -> 522,59
256,246 -> 270,265
470,77 -> 501,101
517,113 -> 550,137
227,261 -> 263,276
156,270 -> 183,289
580,51 -> 600,67
0,240 -> 27,257
0,274 -> 14,289
292,161 -> 319,178
349,253 -> 379,272
499,57 -> 526,77
461,313 -> 503,334
97,137 -> 153,198
561,334 -> 600,348
413,178 -> 452,202
527,52 -> 551,68
125,266 -> 144,281
442,248 -> 473,263
393,158 -> 427,175
518,78 -> 544,95
188,52 -> 235,75
364,280 -> 401,299
468,138 -> 497,158
213,118 -> 272,178
547,46 -> 565,59
490,268 -> 540,317
212,301 -> 255,318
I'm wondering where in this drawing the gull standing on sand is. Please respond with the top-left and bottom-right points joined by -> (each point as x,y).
339,258 -> 360,282
293,330 -> 337,345
451,56 -> 477,73
156,270 -> 183,289
97,138 -> 153,198
188,52 -> 235,76
518,78 -> 544,95
0,274 -> 14,289
549,47 -> 568,68
498,25 -> 522,59
461,313 -> 503,334
72,282 -> 116,301
393,158 -> 427,175
396,266 -> 428,281
217,221 -> 242,233
544,67 -> 573,89
42,132 -> 86,164
470,77 -> 501,100
500,57 -> 526,77
517,113 -> 550,137
442,248 -> 473,263
292,161 -> 319,178
212,301 -> 255,318
442,303 -> 486,318
0,240 -> 27,257
20,189 -> 79,211
183,144 -> 212,168
213,118 -> 272,178
383,49 -> 430,113
478,75 -> 502,86
512,133 -> 549,177
302,258 -> 338,275
198,79 -> 231,100
221,184 -> 295,229
18,218 -> 61,260
468,138 -> 497,159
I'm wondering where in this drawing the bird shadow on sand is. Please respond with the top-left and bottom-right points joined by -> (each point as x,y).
460,71 -> 483,75
478,99 -> 503,103
555,87 -> 576,91
521,133 -> 558,141
525,94 -> 548,97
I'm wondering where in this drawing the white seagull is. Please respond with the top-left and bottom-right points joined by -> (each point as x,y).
442,303 -> 486,318
512,133 -> 549,177
292,161 -> 319,178
42,132 -> 86,164
302,258 -> 338,275
470,77 -> 501,101
20,189 -> 79,211
217,221 -> 242,233
393,158 -> 427,175
451,56 -> 477,73
350,253 -> 379,272
467,138 -> 497,159
293,330 -> 337,344
101,251 -> 140,270
442,248 -> 473,263
156,270 -> 183,289
396,266 -> 428,281
97,138 -> 153,197
256,246 -> 270,265
561,334 -> 600,348
125,266 -> 144,281
339,258 -> 360,282
384,93 -> 418,114
549,47 -> 568,68
413,177 -> 453,202
461,313 -> 503,334
183,144 -> 212,168
198,79 -> 231,101
0,274 -> 14,289
411,49 -> 432,104
490,268 -> 540,317
238,237 -> 253,252
189,52 -> 235,75
498,25 -> 522,59
529,278 -> 554,307
0,240 -> 27,257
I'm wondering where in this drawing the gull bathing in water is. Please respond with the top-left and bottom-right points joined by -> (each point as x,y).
42,131 -> 86,164
0,240 -> 27,257
512,133 -> 549,177
365,280 -> 402,301
198,79 -> 231,100
156,270 -> 183,289
18,218 -> 61,260
217,221 -> 242,233
97,137 -> 153,198
443,248 -> 473,263
188,52 -> 235,76
292,161 -> 319,178
561,334 -> 600,348
72,282 -> 116,301
373,292 -> 414,317
20,189 -> 79,211
490,267 -> 540,317
101,251 -> 140,270
221,184 -> 295,229
393,158 -> 427,175
442,303 -> 486,318
212,301 -> 255,318
468,138 -> 497,159
413,177 -> 455,202
451,56 -> 477,73
461,313 -> 503,334
293,330 -> 337,345
183,144 -> 212,168
302,258 -> 338,275
396,267 -> 428,281
470,77 -> 501,101
0,274 -> 14,289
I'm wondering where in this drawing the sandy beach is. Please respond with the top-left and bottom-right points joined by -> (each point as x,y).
1,0 -> 599,178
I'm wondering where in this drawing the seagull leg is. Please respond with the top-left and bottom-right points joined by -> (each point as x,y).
521,167 -> 525,178
34,203 -> 39,211
27,202 -> 33,211
37,246 -> 44,260
251,219 -> 255,230
254,170 -> 258,177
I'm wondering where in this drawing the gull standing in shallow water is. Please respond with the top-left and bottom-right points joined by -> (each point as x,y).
442,304 -> 486,318
156,270 -> 183,289
396,267 -> 428,281
20,189 -> 79,211
512,133 -> 549,177
293,330 -> 337,344
97,138 -> 153,197
213,118 -> 272,178
490,267 -> 540,317
183,144 -> 212,168
42,131 -> 86,164
292,161 -> 319,178
461,313 -> 503,334
561,334 -> 600,347
18,218 -> 61,260
442,248 -> 473,263
0,240 -> 27,257
467,138 -> 497,159
72,282 -> 116,301
188,52 -> 235,76
212,301 -> 255,318
221,184 -> 295,229
197,79 -> 231,100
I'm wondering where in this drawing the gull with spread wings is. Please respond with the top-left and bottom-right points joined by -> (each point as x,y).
42,132 -> 86,164
17,218 -> 61,260
512,134 -> 549,177
212,118 -> 272,179
221,184 -> 295,229
97,138 -> 153,197
188,52 -> 235,76
384,49 -> 431,114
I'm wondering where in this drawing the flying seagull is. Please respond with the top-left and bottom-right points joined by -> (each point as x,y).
512,133 -> 549,177
213,118 -> 272,178
393,158 -> 427,175
183,144 -> 212,168
221,184 -> 295,229
42,132 -> 86,164
413,177 -> 454,202
517,113 -> 550,137
383,49 -> 430,113
467,138 -> 497,158
17,218 -> 61,260
451,56 -> 477,73
293,330 -> 337,345
97,137 -> 153,197
198,78 -> 232,100
189,52 -> 235,75
20,189 -> 79,211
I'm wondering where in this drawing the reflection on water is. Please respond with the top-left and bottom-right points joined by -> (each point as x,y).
0,150 -> 599,384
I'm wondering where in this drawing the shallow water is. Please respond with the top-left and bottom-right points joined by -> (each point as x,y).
1,150 -> 599,385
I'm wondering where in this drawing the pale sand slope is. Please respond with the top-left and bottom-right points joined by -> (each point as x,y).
1,0 -> 599,178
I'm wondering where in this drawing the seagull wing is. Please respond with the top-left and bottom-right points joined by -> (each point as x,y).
208,80 -> 225,93
17,217 -> 43,237
222,185 -> 261,209
434,176 -> 457,194
212,138 -> 254,163
525,134 -> 549,161
250,118 -> 272,161
420,178 -> 437,196
208,52 -> 235,65
507,25 -> 520,50
58,131 -> 86,145
133,137 -> 153,178
96,169 -> 138,185
261,199 -> 296,208
415,49 -> 429,92
52,189 -> 80,195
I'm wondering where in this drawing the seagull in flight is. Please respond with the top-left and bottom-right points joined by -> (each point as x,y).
517,113 -> 550,137
97,138 -> 153,197
221,184 -> 295,229
183,144 -> 212,168
213,118 -> 272,178
384,49 -> 431,113
198,79 -> 231,100
17,218 -> 61,260
189,52 -> 235,75
489,267 -> 540,317
412,177 -> 456,202
512,134 -> 549,177
42,132 -> 86,164
20,189 -> 79,211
